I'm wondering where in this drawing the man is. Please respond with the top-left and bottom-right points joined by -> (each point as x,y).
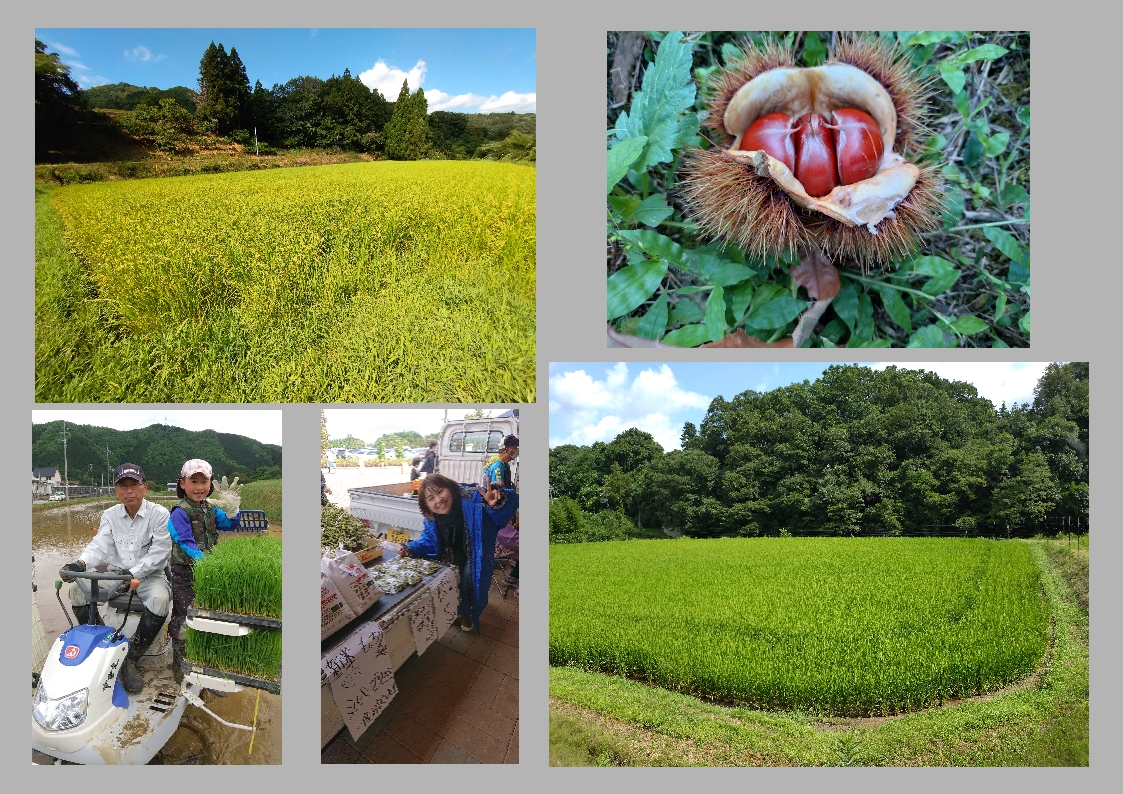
60,463 -> 172,694
480,435 -> 519,492
419,440 -> 438,478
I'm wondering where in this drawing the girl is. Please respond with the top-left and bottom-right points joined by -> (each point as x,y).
166,458 -> 242,679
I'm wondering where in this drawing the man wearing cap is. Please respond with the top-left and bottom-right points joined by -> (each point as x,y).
60,463 -> 172,694
167,458 -> 243,681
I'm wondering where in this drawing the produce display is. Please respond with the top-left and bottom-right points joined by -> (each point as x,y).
192,534 -> 282,619
550,537 -> 1050,716
185,626 -> 281,681
321,503 -> 370,552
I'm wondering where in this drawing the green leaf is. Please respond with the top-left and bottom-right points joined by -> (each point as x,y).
983,131 -> 1010,157
907,31 -> 957,46
1017,106 -> 1030,128
940,61 -> 966,94
925,133 -> 947,152
613,31 -> 699,172
744,295 -> 808,330
607,136 -> 647,193
616,229 -> 690,269
833,278 -> 860,333
1019,311 -> 1030,335
802,31 -> 827,66
994,292 -> 1007,322
662,323 -> 710,348
674,286 -> 710,295
721,42 -> 743,67
962,131 -> 984,168
1008,259 -> 1030,286
983,227 -> 1028,264
953,90 -> 970,119
877,286 -> 913,334
704,286 -> 727,341
959,44 -> 1008,63
607,259 -> 668,320
696,254 -> 755,287
1000,184 -> 1029,205
910,256 -> 961,295
631,194 -> 675,226
669,297 -> 703,326
726,281 -> 754,325
851,292 -> 875,345
942,187 -> 965,227
908,325 -> 955,348
637,291 -> 669,341
922,269 -> 961,296
949,315 -> 989,335
607,195 -> 640,219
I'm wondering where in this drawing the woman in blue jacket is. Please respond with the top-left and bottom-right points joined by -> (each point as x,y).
398,473 -> 518,633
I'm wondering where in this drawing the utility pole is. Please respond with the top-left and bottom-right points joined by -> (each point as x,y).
61,422 -> 69,500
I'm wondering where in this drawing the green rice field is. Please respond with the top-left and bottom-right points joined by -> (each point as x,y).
35,160 -> 535,402
550,538 -> 1049,716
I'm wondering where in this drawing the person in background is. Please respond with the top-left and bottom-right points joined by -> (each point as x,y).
60,463 -> 172,694
166,459 -> 243,681
481,435 -> 520,589
418,440 -> 437,479
397,473 -> 517,633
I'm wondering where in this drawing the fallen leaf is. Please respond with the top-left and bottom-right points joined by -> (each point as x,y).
790,247 -> 841,301
700,330 -> 794,348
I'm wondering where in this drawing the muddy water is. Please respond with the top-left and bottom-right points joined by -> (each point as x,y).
32,497 -> 283,765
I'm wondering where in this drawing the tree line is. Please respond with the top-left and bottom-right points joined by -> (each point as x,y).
36,39 -> 535,162
550,363 -> 1089,542
32,421 -> 283,486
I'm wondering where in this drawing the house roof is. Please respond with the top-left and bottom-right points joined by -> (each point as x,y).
33,467 -> 59,478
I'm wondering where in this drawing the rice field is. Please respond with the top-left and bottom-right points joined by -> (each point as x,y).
192,535 -> 282,619
549,538 -> 1049,716
36,161 -> 535,402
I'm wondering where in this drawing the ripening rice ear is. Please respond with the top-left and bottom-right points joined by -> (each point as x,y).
679,35 -> 943,267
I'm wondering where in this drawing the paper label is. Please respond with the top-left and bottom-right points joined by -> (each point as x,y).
430,567 -> 459,634
322,622 -> 398,741
408,595 -> 437,656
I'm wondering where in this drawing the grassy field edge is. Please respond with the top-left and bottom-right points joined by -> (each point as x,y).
549,538 -> 1088,766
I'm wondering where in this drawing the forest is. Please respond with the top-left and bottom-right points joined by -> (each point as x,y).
550,363 -> 1088,541
35,39 -> 535,163
31,421 -> 283,486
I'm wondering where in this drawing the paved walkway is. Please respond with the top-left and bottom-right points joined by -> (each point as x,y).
321,576 -> 519,764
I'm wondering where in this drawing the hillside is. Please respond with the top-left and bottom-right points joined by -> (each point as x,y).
31,421 -> 282,485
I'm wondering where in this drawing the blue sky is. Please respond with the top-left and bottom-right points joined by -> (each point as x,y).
324,408 -> 520,446
35,28 -> 536,114
31,410 -> 282,445
548,362 -> 1052,451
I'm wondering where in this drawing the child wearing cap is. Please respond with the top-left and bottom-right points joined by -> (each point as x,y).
166,458 -> 243,680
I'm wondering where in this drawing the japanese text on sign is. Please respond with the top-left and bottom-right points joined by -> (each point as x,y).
409,595 -> 437,655
322,622 -> 398,741
430,567 -> 458,634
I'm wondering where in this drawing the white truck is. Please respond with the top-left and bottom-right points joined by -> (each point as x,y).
347,410 -> 519,545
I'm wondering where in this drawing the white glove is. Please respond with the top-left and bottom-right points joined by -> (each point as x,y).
210,475 -> 243,517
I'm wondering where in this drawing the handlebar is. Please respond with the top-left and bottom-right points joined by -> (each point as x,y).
58,569 -> 134,582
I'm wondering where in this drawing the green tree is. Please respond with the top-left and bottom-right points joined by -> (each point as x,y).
475,129 -> 536,162
196,42 -> 251,135
320,410 -> 329,455
383,80 -> 431,160
35,39 -> 88,160
601,462 -> 633,512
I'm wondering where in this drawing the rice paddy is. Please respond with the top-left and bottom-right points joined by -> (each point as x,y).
36,160 -> 536,402
549,538 -> 1049,716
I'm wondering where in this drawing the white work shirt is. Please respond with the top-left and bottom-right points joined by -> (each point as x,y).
81,499 -> 172,581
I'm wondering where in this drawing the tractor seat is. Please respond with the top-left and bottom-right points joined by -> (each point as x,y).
108,594 -> 146,612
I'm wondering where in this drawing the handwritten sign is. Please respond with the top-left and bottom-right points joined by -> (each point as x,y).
408,595 -> 437,656
321,622 -> 398,741
430,567 -> 459,635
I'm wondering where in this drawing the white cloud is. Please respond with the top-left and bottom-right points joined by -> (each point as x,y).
425,88 -> 487,112
124,46 -> 166,63
478,91 -> 536,114
870,362 -> 1049,410
549,363 -> 711,451
359,59 -> 427,99
46,41 -> 79,57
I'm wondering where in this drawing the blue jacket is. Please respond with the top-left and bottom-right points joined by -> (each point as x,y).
406,486 -> 518,629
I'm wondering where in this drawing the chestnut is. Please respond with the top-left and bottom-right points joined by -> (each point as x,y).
794,113 -> 838,198
738,112 -> 796,171
830,107 -> 884,186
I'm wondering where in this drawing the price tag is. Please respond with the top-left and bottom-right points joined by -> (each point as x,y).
408,596 -> 438,655
321,623 -> 398,741
387,528 -> 411,544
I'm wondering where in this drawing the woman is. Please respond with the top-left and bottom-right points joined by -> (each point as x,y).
398,473 -> 518,633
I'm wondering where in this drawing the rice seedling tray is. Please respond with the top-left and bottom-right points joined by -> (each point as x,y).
226,509 -> 269,533
188,605 -> 282,630
180,660 -> 282,695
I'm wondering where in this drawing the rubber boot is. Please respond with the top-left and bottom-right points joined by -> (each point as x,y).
72,604 -> 104,626
121,607 -> 165,694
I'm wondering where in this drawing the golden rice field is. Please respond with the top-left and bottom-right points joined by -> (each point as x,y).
35,161 -> 536,402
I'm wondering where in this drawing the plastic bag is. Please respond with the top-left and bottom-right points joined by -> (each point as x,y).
321,571 -> 356,640
323,550 -> 383,616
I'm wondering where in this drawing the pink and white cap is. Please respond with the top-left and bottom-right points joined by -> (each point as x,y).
180,459 -> 213,480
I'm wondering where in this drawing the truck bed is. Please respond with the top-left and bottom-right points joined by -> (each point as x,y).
348,483 -> 426,540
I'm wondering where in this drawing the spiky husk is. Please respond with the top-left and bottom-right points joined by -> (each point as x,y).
682,34 -> 942,267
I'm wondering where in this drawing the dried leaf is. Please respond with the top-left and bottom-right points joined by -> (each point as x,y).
610,32 -> 648,107
790,248 -> 841,301
608,324 -> 673,348
700,329 -> 794,348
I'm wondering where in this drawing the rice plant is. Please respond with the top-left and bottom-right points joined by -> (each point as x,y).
549,537 -> 1049,716
38,160 -> 536,402
184,626 -> 281,681
192,535 -> 282,619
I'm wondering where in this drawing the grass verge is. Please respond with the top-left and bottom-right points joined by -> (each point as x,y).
241,479 -> 282,524
549,538 -> 1087,766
